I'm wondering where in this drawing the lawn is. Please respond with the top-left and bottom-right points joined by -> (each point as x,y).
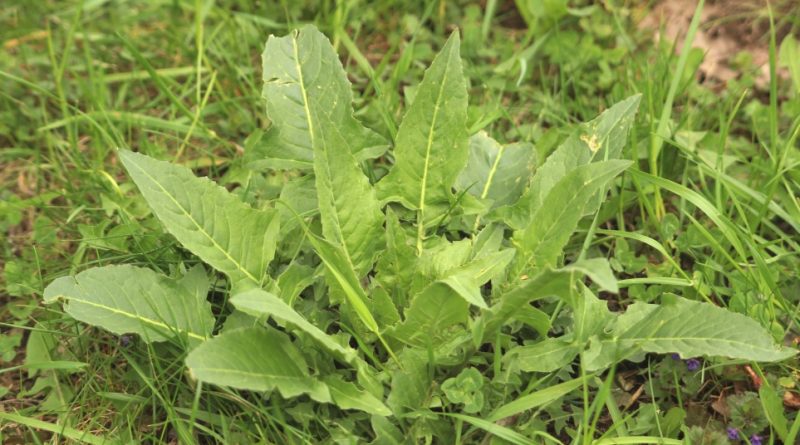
1,1 -> 799,444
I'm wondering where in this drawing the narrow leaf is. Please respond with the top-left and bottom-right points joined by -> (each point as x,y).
489,376 -> 588,421
377,32 -> 469,230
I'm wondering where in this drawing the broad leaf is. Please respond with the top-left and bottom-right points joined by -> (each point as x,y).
312,111 -> 384,276
185,326 -> 331,402
120,150 -> 279,288
496,95 -> 640,229
247,25 -> 385,170
231,289 -> 358,364
515,160 -> 632,271
456,131 -> 535,210
584,296 -> 796,371
377,32 -> 469,231
44,265 -> 213,344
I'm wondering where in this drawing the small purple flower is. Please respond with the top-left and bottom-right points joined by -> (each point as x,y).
726,427 -> 739,440
750,434 -> 762,445
685,358 -> 701,371
671,353 -> 681,360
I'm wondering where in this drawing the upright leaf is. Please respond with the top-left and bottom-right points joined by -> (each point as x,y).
185,327 -> 331,402
515,160 -> 632,271
120,150 -> 279,288
313,111 -> 384,276
377,32 -> 469,244
44,265 -> 213,344
247,25 -> 386,170
496,95 -> 640,229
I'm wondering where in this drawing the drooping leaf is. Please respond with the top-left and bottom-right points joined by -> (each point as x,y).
306,234 -> 382,335
312,111 -> 385,276
185,326 -> 331,402
377,32 -> 469,230
231,289 -> 358,364
43,265 -> 213,344
456,131 -> 535,209
119,150 -> 279,288
584,296 -> 796,371
247,25 -> 385,170
514,160 -> 632,271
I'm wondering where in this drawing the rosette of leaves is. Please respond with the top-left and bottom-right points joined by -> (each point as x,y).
43,25 -> 794,441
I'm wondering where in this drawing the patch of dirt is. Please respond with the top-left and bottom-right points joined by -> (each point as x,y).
638,0 -> 795,89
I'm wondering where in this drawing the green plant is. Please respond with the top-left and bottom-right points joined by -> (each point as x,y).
41,25 -> 794,441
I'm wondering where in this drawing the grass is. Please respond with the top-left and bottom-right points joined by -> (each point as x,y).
1,0 -> 799,443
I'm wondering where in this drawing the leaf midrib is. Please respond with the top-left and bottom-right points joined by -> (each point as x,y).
416,49 -> 452,254
57,293 -> 206,341
125,155 -> 260,284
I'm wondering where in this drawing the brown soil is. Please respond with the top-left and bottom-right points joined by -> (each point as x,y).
638,0 -> 796,89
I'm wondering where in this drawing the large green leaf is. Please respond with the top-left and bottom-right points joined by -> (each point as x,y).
584,296 -> 796,371
247,25 -> 385,170
312,111 -> 384,277
377,32 -> 469,237
119,150 -> 279,288
456,131 -> 535,210
515,160 -> 632,271
496,95 -> 640,229
43,265 -> 213,344
230,289 -> 358,364
185,327 -> 331,402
